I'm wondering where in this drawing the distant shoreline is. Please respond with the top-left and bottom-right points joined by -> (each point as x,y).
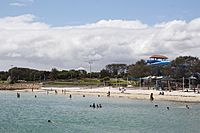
0,83 -> 41,90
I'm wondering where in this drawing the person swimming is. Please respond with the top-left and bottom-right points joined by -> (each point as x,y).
35,95 -> 37,98
92,103 -> 96,108
99,104 -> 102,108
186,105 -> 190,109
89,103 -> 102,108
17,92 -> 20,98
167,107 -> 170,110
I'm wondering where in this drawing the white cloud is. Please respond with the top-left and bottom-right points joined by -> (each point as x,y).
9,0 -> 34,7
9,2 -> 26,7
77,19 -> 148,29
0,14 -> 49,30
0,14 -> 200,71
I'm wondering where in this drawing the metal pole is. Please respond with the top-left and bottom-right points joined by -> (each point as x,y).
88,61 -> 92,79
116,77 -> 117,87
90,63 -> 91,78
183,77 -> 184,91
189,78 -> 191,90
127,77 -> 128,87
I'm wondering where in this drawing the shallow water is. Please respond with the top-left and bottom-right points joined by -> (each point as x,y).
0,91 -> 200,133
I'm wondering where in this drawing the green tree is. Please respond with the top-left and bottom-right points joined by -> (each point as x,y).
128,59 -> 151,78
100,69 -> 110,78
49,68 -> 58,81
105,64 -> 127,78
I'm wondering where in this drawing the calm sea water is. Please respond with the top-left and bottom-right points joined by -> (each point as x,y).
0,91 -> 200,133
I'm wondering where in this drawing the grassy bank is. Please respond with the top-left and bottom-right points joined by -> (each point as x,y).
42,78 -> 129,87
42,79 -> 101,87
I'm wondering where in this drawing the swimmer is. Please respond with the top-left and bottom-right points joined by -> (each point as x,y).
99,104 -> 102,108
92,103 -> 96,108
167,107 -> 169,110
47,120 -> 54,123
17,92 -> 20,98
186,105 -> 190,109
155,105 -> 158,107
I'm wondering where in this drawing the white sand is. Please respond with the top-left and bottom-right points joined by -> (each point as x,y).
39,86 -> 200,102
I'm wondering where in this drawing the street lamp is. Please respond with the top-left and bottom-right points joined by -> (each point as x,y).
88,61 -> 93,78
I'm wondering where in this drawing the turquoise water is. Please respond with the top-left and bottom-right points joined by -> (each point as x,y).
0,91 -> 200,133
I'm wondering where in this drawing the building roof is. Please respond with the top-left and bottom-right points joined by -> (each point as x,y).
150,55 -> 168,59
77,67 -> 85,70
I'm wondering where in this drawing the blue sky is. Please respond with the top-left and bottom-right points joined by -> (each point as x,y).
1,0 -> 200,26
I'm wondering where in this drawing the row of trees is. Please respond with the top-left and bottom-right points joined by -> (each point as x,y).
0,56 -> 200,82
0,67 -> 100,82
128,56 -> 200,79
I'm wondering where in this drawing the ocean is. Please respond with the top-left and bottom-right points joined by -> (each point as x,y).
0,91 -> 200,133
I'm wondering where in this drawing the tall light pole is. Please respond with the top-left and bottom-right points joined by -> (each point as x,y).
183,77 -> 185,91
88,61 -> 93,79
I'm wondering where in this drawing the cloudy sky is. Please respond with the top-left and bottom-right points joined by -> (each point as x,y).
0,0 -> 200,71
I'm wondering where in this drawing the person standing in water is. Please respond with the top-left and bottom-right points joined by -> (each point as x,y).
107,91 -> 110,97
150,93 -> 154,101
17,92 -> 20,98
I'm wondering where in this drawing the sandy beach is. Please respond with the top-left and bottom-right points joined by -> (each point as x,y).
21,86 -> 200,103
